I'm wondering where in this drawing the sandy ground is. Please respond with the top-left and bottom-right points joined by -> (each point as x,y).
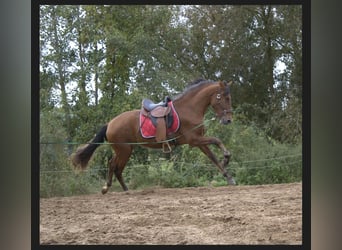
40,182 -> 302,245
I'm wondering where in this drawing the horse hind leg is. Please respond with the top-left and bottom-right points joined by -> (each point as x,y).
101,145 -> 132,194
101,156 -> 116,194
114,164 -> 129,192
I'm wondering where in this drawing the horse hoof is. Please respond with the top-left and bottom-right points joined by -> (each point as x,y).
228,178 -> 236,185
101,186 -> 108,194
224,151 -> 231,159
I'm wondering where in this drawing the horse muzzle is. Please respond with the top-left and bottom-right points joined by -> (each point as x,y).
220,117 -> 232,125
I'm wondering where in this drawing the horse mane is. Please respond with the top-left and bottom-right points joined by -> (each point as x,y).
173,78 -> 214,100
187,78 -> 210,87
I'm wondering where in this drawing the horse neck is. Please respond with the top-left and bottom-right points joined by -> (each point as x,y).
174,82 -> 219,116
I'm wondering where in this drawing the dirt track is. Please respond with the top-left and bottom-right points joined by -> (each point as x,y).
40,182 -> 302,245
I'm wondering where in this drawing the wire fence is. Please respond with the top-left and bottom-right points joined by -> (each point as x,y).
40,141 -> 302,197
40,153 -> 302,174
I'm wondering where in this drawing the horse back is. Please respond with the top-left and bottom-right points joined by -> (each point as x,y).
106,110 -> 140,143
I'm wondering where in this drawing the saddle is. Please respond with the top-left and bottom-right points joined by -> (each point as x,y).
141,96 -> 173,153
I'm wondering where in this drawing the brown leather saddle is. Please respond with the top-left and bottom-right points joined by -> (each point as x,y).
141,96 -> 173,153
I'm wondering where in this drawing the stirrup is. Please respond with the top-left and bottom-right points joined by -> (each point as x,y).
162,142 -> 172,153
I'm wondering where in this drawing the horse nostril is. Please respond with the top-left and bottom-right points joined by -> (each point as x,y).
222,119 -> 231,125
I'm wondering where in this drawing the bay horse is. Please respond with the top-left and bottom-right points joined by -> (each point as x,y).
71,79 -> 236,194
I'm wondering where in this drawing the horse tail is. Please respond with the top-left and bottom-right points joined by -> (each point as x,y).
71,124 -> 108,170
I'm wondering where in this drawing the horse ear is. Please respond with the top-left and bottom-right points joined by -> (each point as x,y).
220,80 -> 232,87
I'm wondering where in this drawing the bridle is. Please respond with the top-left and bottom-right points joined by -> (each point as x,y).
214,91 -> 233,117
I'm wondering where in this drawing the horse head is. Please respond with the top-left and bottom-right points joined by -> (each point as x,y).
211,80 -> 233,125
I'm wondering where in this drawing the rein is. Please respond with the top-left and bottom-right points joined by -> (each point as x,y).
43,82 -> 231,147
40,119 -> 213,146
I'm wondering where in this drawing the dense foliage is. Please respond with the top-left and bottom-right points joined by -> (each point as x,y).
39,5 -> 302,197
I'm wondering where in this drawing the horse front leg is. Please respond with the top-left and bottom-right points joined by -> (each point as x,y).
215,139 -> 231,167
193,136 -> 236,185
